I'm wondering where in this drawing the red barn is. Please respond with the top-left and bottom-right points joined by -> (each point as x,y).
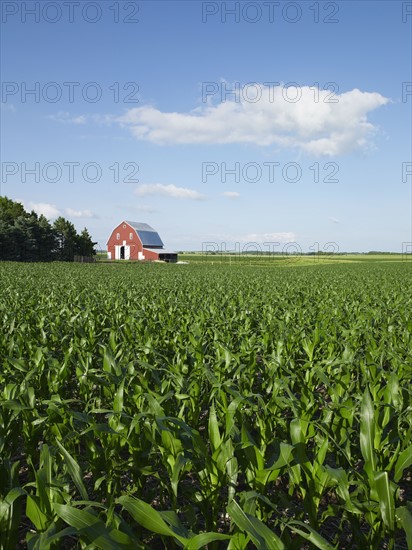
107,221 -> 178,262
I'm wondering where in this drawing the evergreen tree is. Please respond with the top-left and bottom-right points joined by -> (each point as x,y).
0,197 -> 26,260
14,214 -> 39,261
0,196 -> 26,223
53,217 -> 80,261
37,214 -> 57,261
76,228 -> 97,257
0,196 -> 96,262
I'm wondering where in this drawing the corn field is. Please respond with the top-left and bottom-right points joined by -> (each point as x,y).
0,261 -> 411,549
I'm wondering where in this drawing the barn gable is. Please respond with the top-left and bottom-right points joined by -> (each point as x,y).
125,221 -> 164,248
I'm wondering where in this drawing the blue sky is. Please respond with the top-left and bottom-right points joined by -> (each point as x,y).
1,0 -> 411,252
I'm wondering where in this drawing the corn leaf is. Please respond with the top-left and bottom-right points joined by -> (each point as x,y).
227,500 -> 284,550
396,507 -> 412,549
394,446 -> 412,483
374,471 -> 395,532
56,441 -> 89,501
359,388 -> 377,472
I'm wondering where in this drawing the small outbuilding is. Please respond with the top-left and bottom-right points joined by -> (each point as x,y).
107,221 -> 178,262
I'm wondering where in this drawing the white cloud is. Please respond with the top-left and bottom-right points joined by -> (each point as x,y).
135,183 -> 206,200
328,217 -> 340,224
21,202 -> 96,220
1,103 -> 16,113
116,85 -> 389,156
26,202 -> 61,219
48,111 -> 87,125
135,204 -> 156,213
222,191 -> 240,199
241,232 -> 295,243
65,208 -> 96,218
49,111 -> 115,126
204,231 -> 295,244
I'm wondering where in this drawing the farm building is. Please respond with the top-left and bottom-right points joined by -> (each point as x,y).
107,221 -> 178,262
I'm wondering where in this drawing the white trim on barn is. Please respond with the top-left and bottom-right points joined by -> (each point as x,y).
114,244 -> 131,260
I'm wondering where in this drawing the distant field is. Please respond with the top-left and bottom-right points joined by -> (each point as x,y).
179,252 -> 408,266
95,251 -> 409,266
0,261 -> 411,548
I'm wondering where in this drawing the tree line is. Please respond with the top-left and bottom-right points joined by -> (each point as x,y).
0,197 -> 97,261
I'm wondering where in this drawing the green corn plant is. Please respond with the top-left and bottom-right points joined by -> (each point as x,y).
0,460 -> 25,550
0,260 -> 411,547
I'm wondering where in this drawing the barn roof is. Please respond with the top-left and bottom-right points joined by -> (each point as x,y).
125,221 -> 164,247
144,247 -> 177,255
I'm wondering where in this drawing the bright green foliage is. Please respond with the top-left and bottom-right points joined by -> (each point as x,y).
0,260 -> 411,548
